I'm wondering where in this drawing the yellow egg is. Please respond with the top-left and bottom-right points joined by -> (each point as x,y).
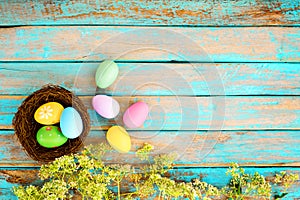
34,102 -> 64,125
106,126 -> 131,153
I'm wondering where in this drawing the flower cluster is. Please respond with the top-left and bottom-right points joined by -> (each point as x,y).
13,144 -> 298,200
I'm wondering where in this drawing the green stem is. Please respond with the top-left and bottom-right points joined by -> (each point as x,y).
117,181 -> 121,200
61,171 -> 65,182
121,191 -> 137,196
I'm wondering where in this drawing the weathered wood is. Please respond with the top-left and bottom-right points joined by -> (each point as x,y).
1,96 -> 299,130
0,1 -> 299,26
0,168 -> 39,200
1,63 -> 299,96
1,130 -> 300,166
1,167 -> 300,199
1,27 -> 299,62
1,1 -> 299,198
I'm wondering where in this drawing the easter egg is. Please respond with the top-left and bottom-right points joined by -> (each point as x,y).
95,60 -> 119,89
106,126 -> 131,153
60,107 -> 83,139
123,102 -> 149,128
36,126 -> 68,148
34,102 -> 64,125
92,95 -> 120,119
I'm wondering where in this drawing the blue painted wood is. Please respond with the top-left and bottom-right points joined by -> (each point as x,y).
1,130 -> 299,166
0,1 -> 299,198
0,63 -> 299,95
0,96 -> 299,130
0,27 -> 299,62
1,167 -> 299,199
0,0 -> 299,26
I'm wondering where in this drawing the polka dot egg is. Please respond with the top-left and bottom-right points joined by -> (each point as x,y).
36,126 -> 68,148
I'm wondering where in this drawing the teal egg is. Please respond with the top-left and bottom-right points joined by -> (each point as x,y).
36,126 -> 68,148
95,60 -> 119,89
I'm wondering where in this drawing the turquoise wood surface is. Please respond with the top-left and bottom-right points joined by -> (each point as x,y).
0,130 -> 299,166
0,0 -> 299,199
0,63 -> 299,95
1,27 -> 299,62
1,96 -> 299,130
0,0 -> 299,26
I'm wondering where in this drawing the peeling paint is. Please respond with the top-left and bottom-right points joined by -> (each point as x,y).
1,27 -> 299,62
0,1 -> 299,25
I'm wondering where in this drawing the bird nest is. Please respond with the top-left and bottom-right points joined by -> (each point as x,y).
12,84 -> 90,162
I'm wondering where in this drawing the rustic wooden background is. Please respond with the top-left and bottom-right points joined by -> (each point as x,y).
0,0 -> 299,199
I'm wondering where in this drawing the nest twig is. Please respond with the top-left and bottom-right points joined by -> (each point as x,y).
12,84 -> 90,162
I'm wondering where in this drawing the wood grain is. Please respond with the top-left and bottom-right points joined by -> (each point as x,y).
0,130 -> 300,167
1,63 -> 299,96
1,0 -> 299,198
1,96 -> 299,130
0,1 -> 299,26
1,27 -> 299,62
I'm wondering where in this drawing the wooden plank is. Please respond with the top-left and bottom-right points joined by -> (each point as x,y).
1,167 -> 300,199
1,63 -> 299,96
1,96 -> 299,130
1,130 -> 300,166
0,27 -> 299,62
0,1 -> 299,26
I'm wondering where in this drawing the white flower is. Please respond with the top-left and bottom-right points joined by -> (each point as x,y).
39,105 -> 53,119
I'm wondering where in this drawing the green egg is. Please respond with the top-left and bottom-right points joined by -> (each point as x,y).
95,60 -> 119,89
36,126 -> 68,148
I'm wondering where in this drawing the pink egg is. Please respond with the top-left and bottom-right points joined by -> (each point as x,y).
123,101 -> 149,128
92,95 -> 120,119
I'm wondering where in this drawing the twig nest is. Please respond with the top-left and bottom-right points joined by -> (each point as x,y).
12,84 -> 90,162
